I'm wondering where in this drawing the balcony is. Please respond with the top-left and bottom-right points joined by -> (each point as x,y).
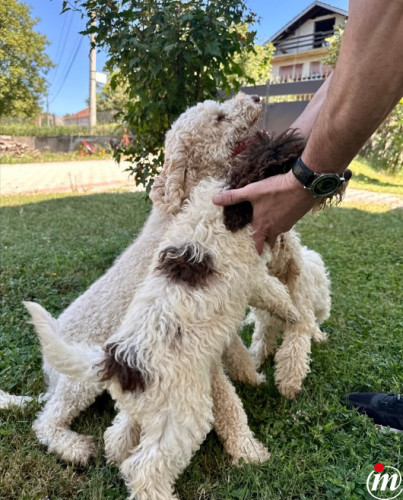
274,30 -> 336,55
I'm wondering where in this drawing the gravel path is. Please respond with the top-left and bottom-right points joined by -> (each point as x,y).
0,159 -> 139,195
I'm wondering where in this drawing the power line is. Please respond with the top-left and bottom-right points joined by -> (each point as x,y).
50,10 -> 75,85
53,11 -> 68,66
51,33 -> 81,91
49,35 -> 84,104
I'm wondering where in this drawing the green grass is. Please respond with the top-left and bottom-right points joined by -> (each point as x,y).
349,157 -> 403,195
1,192 -> 402,500
0,151 -> 114,165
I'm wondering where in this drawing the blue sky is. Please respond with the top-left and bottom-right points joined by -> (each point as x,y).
29,0 -> 349,116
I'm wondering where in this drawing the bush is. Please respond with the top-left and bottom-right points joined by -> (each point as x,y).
360,100 -> 403,174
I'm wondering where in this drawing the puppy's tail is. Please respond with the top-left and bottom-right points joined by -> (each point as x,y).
0,390 -> 34,410
23,301 -> 104,384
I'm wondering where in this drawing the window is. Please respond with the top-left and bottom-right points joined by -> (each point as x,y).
279,64 -> 303,82
310,61 -> 321,78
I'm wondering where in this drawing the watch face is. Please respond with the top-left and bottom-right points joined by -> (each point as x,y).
310,174 -> 342,197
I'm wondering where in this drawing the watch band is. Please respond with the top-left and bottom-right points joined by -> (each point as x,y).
292,157 -> 318,187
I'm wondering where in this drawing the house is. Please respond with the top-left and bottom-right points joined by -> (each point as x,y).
267,1 -> 348,82
64,107 -> 90,127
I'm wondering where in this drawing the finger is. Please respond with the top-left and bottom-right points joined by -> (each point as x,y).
252,232 -> 265,255
267,233 -> 278,249
212,188 -> 248,207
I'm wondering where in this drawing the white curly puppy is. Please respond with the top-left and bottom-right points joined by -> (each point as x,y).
248,230 -> 331,399
28,176 -> 298,500
2,93 -> 268,467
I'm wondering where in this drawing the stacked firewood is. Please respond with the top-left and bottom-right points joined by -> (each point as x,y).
0,136 -> 40,157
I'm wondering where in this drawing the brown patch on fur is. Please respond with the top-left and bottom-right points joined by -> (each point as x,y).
97,344 -> 145,393
156,243 -> 216,287
223,201 -> 253,232
224,129 -> 305,231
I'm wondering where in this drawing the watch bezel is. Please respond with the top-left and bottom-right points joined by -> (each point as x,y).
308,173 -> 345,198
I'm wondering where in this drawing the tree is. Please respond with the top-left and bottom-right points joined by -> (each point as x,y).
236,43 -> 274,85
231,25 -> 274,86
321,24 -> 344,69
0,0 -> 53,117
65,0 -> 260,189
96,72 -> 129,114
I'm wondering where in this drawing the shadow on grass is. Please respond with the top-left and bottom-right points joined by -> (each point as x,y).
352,172 -> 402,189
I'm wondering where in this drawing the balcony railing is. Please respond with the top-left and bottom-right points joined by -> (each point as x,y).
274,30 -> 335,54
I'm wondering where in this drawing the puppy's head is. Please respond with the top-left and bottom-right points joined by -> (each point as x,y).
224,129 -> 305,231
149,93 -> 262,215
223,129 -> 351,231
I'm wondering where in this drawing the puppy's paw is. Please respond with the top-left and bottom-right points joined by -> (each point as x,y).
231,437 -> 270,465
55,434 -> 95,466
274,334 -> 311,400
276,379 -> 302,400
255,372 -> 267,385
312,328 -> 328,343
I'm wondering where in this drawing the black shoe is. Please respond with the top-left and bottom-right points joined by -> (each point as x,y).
344,392 -> 403,431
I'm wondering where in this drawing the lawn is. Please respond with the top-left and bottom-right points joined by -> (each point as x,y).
349,157 -> 403,195
0,191 -> 402,500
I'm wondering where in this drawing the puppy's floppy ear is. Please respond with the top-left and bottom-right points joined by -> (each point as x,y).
149,155 -> 189,215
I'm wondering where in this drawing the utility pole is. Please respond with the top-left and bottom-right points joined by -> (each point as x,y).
46,93 -> 50,127
89,15 -> 96,135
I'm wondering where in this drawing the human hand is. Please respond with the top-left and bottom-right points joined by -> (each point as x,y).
213,171 -> 316,253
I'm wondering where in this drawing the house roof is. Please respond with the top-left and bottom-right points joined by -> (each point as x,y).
267,1 -> 348,44
65,107 -> 89,120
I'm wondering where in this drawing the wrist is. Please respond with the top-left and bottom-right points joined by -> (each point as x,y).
284,170 -> 316,204
292,156 -> 352,199
300,152 -> 345,176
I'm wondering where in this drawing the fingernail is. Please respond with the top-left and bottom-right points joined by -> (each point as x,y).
212,193 -> 223,205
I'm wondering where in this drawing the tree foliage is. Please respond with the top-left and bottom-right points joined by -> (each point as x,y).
65,0 -> 261,189
360,98 -> 403,174
233,40 -> 274,85
322,24 -> 402,173
96,72 -> 129,114
0,0 -> 53,117
321,24 -> 344,69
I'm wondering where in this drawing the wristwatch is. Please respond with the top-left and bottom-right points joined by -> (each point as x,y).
292,157 -> 352,198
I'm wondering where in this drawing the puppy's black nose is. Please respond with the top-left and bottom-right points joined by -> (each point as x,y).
251,95 -> 260,103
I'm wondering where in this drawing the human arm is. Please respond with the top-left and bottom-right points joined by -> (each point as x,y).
213,0 -> 403,252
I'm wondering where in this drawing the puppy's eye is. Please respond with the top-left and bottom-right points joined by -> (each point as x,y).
216,112 -> 227,122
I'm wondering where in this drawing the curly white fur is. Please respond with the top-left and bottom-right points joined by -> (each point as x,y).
246,230 -> 331,399
34,177 -> 297,500
3,94 -> 267,467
